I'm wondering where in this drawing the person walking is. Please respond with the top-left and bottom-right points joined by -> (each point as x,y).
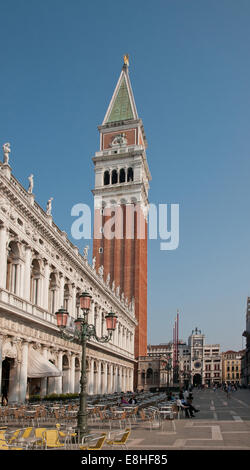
227,384 -> 232,399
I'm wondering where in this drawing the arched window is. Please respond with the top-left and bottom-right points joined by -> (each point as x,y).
63,355 -> 69,369
104,170 -> 110,186
127,167 -> 134,182
146,368 -> 153,384
119,168 -> 126,183
6,241 -> 21,294
112,169 -> 118,184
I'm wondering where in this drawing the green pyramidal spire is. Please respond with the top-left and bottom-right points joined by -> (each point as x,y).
107,76 -> 134,123
102,56 -> 139,125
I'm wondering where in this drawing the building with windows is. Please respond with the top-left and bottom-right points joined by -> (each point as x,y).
221,350 -> 244,385
144,328 -> 222,390
0,149 -> 136,402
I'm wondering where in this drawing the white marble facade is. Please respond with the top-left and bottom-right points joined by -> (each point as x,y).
0,160 -> 136,402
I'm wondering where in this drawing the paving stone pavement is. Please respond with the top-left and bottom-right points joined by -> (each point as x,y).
97,389 -> 250,450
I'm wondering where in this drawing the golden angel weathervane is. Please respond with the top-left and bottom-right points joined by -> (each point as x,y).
123,54 -> 129,66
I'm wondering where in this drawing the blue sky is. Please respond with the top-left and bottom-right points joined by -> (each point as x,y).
1,0 -> 250,350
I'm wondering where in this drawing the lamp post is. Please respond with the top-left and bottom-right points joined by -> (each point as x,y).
55,292 -> 117,441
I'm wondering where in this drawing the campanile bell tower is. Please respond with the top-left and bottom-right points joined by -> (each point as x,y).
92,56 -> 151,375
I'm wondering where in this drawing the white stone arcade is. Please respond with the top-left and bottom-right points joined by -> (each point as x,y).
0,155 -> 136,403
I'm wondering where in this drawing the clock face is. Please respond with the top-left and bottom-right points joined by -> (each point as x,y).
194,361 -> 201,369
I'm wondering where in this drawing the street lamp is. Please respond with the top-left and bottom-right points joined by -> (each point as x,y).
55,292 -> 117,441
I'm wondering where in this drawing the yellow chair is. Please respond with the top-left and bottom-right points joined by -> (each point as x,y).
21,427 -> 33,439
33,427 -> 47,448
8,428 -> 22,444
0,430 -> 24,450
42,429 -> 65,449
106,428 -> 130,449
79,433 -> 106,450
56,423 -> 77,447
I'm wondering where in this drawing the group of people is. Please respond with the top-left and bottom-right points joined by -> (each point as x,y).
223,383 -> 237,398
177,389 -> 200,418
120,395 -> 138,405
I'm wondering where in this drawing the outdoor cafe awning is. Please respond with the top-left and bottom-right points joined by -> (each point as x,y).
27,348 -> 62,378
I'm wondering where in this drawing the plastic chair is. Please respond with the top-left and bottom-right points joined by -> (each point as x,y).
42,429 -> 65,449
33,427 -> 47,448
79,433 -> 106,451
56,423 -> 77,448
106,428 -> 130,449
8,428 -> 22,444
0,429 -> 24,450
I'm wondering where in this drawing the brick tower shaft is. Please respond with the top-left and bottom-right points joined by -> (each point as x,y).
92,59 -> 151,364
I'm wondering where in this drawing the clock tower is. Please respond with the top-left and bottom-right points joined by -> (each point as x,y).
92,57 -> 151,381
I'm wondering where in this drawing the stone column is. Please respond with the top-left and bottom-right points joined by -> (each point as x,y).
40,347 -> 48,397
109,364 -> 113,393
69,354 -> 75,393
104,362 -> 108,394
43,261 -> 50,311
54,351 -> 63,394
23,246 -> 32,301
130,368 -> 134,391
94,365 -> 98,395
71,284 -> 76,319
117,366 -> 121,392
98,362 -> 102,394
0,335 -> 3,395
8,340 -> 20,403
19,262 -> 25,300
62,356 -> 70,394
19,341 -> 29,402
114,366 -> 118,392
0,224 -> 8,289
124,368 -> 127,392
89,359 -> 94,395
59,274 -> 64,309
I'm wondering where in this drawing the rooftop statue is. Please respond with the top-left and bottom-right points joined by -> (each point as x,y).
28,174 -> 34,194
123,54 -> 129,66
106,272 -> 110,287
3,142 -> 11,164
46,197 -> 53,216
83,245 -> 89,260
98,265 -> 104,278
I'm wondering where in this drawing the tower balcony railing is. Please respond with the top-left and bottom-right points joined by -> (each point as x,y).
95,144 -> 144,158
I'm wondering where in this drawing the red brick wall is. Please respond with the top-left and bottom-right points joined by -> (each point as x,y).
93,203 -> 148,366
